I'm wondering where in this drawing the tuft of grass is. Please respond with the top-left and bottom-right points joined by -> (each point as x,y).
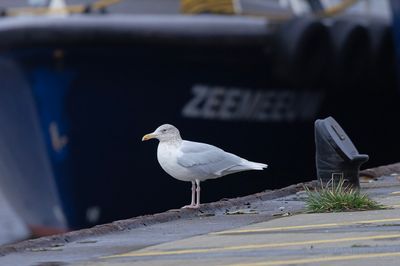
304,178 -> 384,213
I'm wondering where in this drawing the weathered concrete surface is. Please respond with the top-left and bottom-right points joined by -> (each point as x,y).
87,175 -> 400,266
91,206 -> 400,266
360,162 -> 400,179
0,181 -> 312,265
0,163 -> 399,266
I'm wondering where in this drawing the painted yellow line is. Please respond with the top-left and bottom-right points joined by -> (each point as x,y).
104,233 -> 400,258
228,251 -> 400,266
213,217 -> 400,235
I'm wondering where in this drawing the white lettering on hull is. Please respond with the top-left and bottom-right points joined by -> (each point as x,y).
182,85 -> 323,122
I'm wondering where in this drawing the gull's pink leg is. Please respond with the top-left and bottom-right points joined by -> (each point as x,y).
182,181 -> 196,208
194,179 -> 201,208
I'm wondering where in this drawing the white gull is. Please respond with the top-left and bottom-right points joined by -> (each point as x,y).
142,124 -> 268,209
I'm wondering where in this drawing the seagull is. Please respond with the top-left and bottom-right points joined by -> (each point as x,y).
142,124 -> 268,209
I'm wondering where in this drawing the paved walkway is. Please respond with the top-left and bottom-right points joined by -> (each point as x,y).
1,172 -> 400,265
98,195 -> 400,266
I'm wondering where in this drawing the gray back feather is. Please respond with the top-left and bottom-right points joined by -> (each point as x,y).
177,141 -> 242,177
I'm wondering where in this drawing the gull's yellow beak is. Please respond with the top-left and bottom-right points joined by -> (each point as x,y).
142,133 -> 156,141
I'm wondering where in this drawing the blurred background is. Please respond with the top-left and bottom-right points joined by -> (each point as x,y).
0,0 -> 399,244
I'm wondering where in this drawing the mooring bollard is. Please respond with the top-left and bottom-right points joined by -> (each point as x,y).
314,116 -> 369,189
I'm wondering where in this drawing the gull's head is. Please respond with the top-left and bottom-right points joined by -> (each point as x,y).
142,124 -> 182,142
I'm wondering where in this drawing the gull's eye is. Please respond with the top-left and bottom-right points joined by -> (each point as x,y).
162,129 -> 167,133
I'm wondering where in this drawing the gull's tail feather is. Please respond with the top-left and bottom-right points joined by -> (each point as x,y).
245,161 -> 268,170
226,160 -> 268,173
216,158 -> 268,176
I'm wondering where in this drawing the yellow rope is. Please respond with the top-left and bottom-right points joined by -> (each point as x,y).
3,0 -> 361,20
181,0 -> 235,14
92,0 -> 122,11
4,0 -> 122,16
316,0 -> 360,18
180,0 -> 362,21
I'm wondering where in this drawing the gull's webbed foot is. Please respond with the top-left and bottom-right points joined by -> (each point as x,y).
182,204 -> 200,209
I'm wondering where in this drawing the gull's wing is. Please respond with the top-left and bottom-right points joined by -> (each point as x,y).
177,140 -> 242,177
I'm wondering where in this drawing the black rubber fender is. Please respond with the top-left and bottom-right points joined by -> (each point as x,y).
327,18 -> 372,88
366,19 -> 396,91
272,17 -> 333,87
